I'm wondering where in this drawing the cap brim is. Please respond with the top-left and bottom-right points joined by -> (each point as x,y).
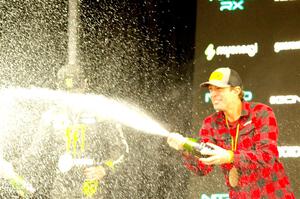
200,81 -> 230,88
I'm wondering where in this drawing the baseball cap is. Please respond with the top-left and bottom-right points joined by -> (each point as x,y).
200,67 -> 242,88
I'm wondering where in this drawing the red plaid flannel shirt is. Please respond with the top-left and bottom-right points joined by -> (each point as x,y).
183,101 -> 295,199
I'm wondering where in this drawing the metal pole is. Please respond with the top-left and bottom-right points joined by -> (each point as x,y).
67,0 -> 79,67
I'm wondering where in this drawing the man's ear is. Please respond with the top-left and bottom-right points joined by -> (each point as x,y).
233,86 -> 242,95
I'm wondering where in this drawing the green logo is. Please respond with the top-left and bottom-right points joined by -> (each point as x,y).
209,0 -> 245,11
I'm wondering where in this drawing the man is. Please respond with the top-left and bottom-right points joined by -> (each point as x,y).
25,65 -> 129,198
167,67 -> 295,198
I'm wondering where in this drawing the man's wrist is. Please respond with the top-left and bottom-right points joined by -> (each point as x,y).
102,160 -> 115,174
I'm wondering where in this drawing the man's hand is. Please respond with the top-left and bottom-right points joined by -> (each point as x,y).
199,143 -> 233,165
0,158 -> 16,179
167,132 -> 186,151
84,166 -> 106,181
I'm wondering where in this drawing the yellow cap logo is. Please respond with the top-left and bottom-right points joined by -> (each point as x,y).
209,71 -> 224,81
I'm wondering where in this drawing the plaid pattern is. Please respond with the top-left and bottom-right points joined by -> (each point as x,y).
183,102 -> 295,199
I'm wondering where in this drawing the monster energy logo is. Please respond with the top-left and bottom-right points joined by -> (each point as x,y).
209,0 -> 245,11
66,124 -> 87,157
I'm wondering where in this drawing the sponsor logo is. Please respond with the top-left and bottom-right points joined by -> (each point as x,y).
269,95 -> 300,104
204,91 -> 253,103
278,146 -> 300,158
205,43 -> 258,61
209,0 -> 245,11
274,40 -> 300,53
65,124 -> 87,156
274,0 -> 299,2
201,193 -> 229,199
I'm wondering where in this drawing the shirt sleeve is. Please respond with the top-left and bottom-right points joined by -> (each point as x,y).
104,123 -> 129,171
182,118 -> 214,176
233,104 -> 279,170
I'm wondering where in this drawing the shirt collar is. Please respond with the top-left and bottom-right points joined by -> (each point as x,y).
240,101 -> 250,117
216,101 -> 250,124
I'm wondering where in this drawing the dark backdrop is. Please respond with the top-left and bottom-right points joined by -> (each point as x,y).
0,0 -> 196,198
192,1 -> 300,198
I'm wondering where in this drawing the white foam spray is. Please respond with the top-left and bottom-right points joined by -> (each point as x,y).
0,87 -> 170,137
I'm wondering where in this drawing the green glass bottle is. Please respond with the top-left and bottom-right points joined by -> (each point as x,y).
9,175 -> 35,198
0,158 -> 35,198
183,138 -> 211,158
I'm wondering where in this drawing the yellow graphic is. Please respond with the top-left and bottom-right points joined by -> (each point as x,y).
64,124 -> 101,197
209,71 -> 224,81
104,160 -> 115,171
82,179 -> 99,197
9,176 -> 30,198
65,124 -> 87,157
65,78 -> 74,89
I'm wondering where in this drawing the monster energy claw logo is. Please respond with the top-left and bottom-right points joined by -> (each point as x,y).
65,124 -> 87,156
209,0 -> 245,11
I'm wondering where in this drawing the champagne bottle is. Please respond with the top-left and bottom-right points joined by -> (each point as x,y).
9,175 -> 35,198
183,137 -> 212,158
0,158 -> 35,198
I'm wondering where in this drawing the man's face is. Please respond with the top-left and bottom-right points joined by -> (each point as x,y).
208,85 -> 235,111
